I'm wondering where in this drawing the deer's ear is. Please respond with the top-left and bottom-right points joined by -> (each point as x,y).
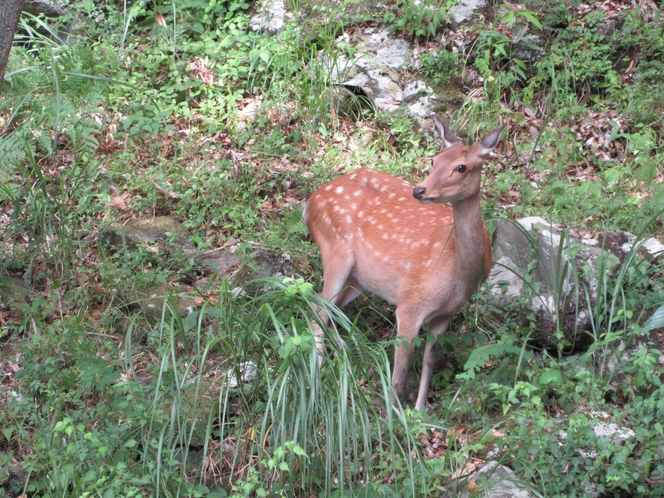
477,124 -> 505,158
434,116 -> 461,149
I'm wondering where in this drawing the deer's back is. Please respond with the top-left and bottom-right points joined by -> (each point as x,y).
307,169 -> 482,304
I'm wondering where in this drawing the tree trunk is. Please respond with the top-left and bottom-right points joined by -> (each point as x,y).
0,0 -> 26,95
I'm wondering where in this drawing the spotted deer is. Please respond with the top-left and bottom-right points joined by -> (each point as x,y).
304,117 -> 505,409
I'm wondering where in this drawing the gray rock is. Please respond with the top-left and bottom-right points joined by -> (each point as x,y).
103,216 -> 190,250
121,284 -> 195,321
487,217 -> 620,349
224,361 -> 258,388
325,27 -> 442,121
512,34 -> 544,65
197,251 -> 241,275
23,0 -> 68,17
442,461 -> 533,498
619,232 -> 664,261
558,413 -> 636,461
595,19 -> 616,39
450,0 -> 488,25
249,0 -> 290,33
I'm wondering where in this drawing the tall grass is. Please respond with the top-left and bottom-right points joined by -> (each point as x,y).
1,14 -> 108,278
119,278 -> 428,496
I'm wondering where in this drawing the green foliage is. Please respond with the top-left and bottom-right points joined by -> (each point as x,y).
1,280 -> 429,496
384,0 -> 456,40
418,49 -> 461,86
474,4 -> 542,81
2,0 -> 664,496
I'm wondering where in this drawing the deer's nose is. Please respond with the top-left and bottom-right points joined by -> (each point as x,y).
413,187 -> 426,200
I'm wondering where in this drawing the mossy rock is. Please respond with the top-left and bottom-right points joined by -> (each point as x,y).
102,216 -> 190,250
119,284 -> 195,321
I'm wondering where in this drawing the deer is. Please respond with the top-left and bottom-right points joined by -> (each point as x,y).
303,117 -> 505,410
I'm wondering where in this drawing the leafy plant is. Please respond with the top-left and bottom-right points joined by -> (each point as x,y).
475,4 -> 543,81
384,0 -> 456,40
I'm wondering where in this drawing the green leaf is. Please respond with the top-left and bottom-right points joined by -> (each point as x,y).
124,439 -> 138,448
291,445 -> 306,457
643,305 -> 664,331
539,369 -> 562,386
520,11 -> 542,30
278,338 -> 296,359
82,469 -> 97,482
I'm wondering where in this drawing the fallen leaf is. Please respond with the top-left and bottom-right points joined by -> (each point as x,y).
111,195 -> 128,211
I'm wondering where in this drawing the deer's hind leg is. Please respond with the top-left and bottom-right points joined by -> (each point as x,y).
311,241 -> 363,362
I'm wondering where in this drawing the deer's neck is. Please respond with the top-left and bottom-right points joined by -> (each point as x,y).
451,196 -> 490,286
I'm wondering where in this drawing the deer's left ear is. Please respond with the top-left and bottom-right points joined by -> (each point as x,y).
477,124 -> 505,159
434,116 -> 461,149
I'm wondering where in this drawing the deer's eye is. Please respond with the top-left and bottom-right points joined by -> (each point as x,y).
456,164 -> 467,173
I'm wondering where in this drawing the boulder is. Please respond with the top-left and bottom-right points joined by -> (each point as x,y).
442,461 -> 533,498
325,27 -> 441,121
102,216 -> 191,251
487,217 -> 620,349
449,0 -> 488,25
249,0 -> 290,33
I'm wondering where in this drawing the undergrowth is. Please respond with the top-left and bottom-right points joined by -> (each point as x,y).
1,0 -> 663,496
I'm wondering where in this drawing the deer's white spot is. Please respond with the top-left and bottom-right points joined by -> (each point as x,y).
336,186 -> 344,194
358,211 -> 365,218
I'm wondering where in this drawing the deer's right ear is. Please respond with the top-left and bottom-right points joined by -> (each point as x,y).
477,124 -> 506,158
434,116 -> 461,149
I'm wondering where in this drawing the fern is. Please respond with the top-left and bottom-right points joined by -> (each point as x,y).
0,131 -> 29,169
0,183 -> 20,203
284,207 -> 309,235
2,19 -> 107,165
288,218 -> 308,235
